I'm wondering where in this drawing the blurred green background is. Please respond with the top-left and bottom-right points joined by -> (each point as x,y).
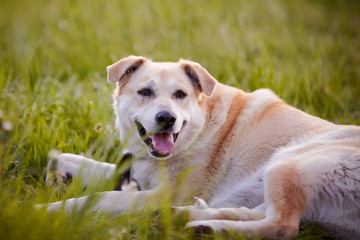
0,0 -> 359,239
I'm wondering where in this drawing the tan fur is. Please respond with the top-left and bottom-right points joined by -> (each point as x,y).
200,93 -> 247,195
42,56 -> 360,240
267,163 -> 307,230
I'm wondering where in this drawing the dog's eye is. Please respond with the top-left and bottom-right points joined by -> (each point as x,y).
137,88 -> 152,97
175,90 -> 187,99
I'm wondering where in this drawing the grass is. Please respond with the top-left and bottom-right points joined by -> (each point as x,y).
0,0 -> 359,239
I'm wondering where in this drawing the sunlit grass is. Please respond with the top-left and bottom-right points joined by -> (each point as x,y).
0,0 -> 359,239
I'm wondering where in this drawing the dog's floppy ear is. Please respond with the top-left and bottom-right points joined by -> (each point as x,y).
179,59 -> 217,96
107,56 -> 147,84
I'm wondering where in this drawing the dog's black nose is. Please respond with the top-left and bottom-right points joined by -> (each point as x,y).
156,111 -> 176,129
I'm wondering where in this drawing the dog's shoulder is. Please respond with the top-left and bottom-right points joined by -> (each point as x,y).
248,88 -> 282,107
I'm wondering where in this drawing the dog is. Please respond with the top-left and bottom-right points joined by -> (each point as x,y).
40,56 -> 360,239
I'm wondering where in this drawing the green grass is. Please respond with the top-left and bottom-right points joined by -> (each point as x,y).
0,0 -> 359,239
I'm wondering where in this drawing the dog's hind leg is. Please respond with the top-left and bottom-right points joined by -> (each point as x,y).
187,160 -> 306,239
46,153 -> 116,189
187,128 -> 360,238
173,197 -> 265,222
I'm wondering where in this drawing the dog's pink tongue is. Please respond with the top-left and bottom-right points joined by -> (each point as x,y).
152,133 -> 174,155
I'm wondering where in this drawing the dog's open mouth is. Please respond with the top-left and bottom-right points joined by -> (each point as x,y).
135,121 -> 179,158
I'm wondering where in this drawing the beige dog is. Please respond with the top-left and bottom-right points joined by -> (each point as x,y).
41,56 -> 360,239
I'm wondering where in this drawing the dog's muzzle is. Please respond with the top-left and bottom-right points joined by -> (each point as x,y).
135,116 -> 180,158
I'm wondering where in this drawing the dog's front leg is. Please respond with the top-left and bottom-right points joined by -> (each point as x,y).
39,185 -> 161,213
46,153 -> 116,189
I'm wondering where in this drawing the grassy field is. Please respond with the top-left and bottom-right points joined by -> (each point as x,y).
0,0 -> 359,239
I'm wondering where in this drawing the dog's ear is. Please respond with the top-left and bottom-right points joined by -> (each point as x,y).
179,60 -> 217,96
107,56 -> 147,84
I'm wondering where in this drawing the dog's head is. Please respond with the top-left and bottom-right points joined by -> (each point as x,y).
107,56 -> 217,159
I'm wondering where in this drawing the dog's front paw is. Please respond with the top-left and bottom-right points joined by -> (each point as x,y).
45,158 -> 70,192
45,151 -> 78,191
